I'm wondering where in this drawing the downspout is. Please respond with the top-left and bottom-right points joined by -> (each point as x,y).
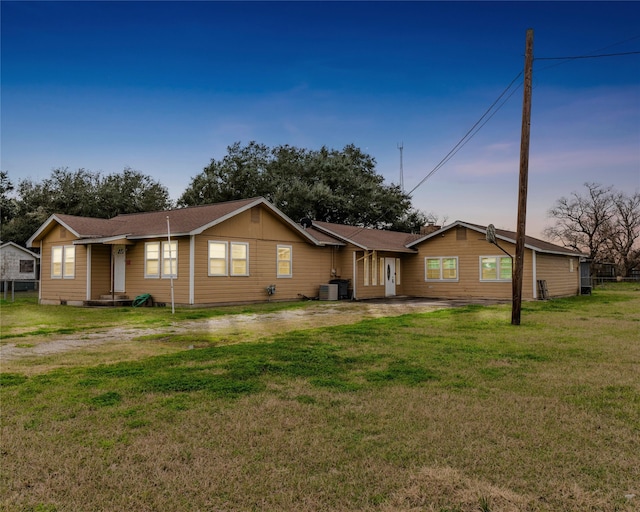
352,251 -> 357,300
86,245 -> 92,301
110,245 -> 114,302
39,240 -> 43,303
189,235 -> 195,305
532,250 -> 537,299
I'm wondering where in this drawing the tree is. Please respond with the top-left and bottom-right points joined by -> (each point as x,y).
97,167 -> 172,218
179,142 -> 428,231
0,171 -> 16,232
605,191 -> 640,277
1,168 -> 172,247
545,182 -> 640,277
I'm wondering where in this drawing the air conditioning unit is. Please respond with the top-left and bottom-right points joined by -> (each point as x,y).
319,283 -> 338,301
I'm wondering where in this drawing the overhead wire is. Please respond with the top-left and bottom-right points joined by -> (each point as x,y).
407,70 -> 523,196
335,35 -> 639,238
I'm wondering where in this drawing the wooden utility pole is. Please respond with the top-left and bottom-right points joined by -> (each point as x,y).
512,28 -> 534,326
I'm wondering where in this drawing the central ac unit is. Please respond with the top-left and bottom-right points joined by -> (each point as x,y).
319,284 -> 338,301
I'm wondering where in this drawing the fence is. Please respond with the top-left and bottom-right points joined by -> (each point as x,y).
2,280 -> 39,301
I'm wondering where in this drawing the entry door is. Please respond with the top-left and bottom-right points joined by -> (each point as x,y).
384,258 -> 396,297
113,245 -> 126,293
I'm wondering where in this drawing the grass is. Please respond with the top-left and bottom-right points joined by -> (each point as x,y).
1,285 -> 639,511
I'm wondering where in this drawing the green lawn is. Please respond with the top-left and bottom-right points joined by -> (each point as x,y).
1,285 -> 639,511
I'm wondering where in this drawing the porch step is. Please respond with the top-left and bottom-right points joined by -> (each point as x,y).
99,294 -> 129,300
85,297 -> 133,307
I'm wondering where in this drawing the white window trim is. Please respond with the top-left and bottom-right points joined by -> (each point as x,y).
277,244 -> 293,278
51,245 -> 75,279
145,241 -> 178,279
162,240 -> 178,278
363,252 -> 370,286
208,241 -> 229,277
230,242 -> 249,277
479,255 -> 512,282
145,242 -> 160,278
425,256 -> 459,282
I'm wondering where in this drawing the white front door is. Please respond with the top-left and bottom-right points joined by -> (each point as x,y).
113,245 -> 126,293
384,258 -> 396,297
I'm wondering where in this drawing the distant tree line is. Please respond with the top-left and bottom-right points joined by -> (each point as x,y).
0,142 -> 431,247
3,146 -> 638,278
545,182 -> 640,277
0,167 -> 172,247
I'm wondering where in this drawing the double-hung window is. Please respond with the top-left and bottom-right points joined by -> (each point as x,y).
145,241 -> 178,278
425,257 -> 458,281
208,241 -> 228,276
208,241 -> 249,276
230,242 -> 249,276
480,256 -> 512,281
277,245 -> 292,278
51,245 -> 75,278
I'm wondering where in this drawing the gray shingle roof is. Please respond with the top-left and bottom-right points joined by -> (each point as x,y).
312,221 -> 421,253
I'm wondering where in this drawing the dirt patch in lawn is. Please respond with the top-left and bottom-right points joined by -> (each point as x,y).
0,298 -> 504,362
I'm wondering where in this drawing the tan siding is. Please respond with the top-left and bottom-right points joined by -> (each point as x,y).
536,253 -> 580,297
404,227 -> 536,300
90,245 -> 112,299
190,207 -> 334,305
39,226 -> 88,304
124,237 -> 191,304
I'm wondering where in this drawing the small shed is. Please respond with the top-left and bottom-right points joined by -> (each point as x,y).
0,241 -> 40,293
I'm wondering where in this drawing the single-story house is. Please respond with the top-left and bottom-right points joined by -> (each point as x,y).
0,241 -> 40,292
27,197 -> 586,306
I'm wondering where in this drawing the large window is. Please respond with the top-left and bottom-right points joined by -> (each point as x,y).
372,252 -> 377,286
208,241 -> 249,276
425,257 -> 458,281
277,245 -> 292,278
230,242 -> 249,276
145,241 -> 178,278
51,245 -> 75,279
480,256 -> 512,281
208,241 -> 228,276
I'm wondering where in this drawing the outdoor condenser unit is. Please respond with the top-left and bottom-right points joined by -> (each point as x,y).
319,284 -> 338,301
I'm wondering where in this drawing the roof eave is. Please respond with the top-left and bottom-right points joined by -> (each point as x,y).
26,214 -> 82,248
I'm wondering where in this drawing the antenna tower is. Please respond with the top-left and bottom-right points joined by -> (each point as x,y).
397,142 -> 404,192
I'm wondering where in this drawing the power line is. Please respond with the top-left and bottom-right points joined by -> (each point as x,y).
536,50 -> 640,60
407,70 -> 523,196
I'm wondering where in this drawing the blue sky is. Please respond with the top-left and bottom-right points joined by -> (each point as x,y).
2,1 -> 639,238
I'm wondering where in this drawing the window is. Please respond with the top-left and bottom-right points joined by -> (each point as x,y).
163,241 -> 178,277
425,257 -> 458,281
230,242 -> 249,276
20,260 -> 34,273
363,252 -> 369,286
145,242 -> 160,278
277,245 -> 292,278
208,241 -> 228,276
51,245 -> 75,279
480,256 -> 512,281
395,258 -> 401,285
145,241 -> 178,278
379,257 -> 385,285
372,252 -> 377,285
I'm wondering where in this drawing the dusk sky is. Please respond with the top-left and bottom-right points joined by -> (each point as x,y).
2,1 -> 639,239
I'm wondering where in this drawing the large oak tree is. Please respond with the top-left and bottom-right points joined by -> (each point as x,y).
179,142 -> 427,231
